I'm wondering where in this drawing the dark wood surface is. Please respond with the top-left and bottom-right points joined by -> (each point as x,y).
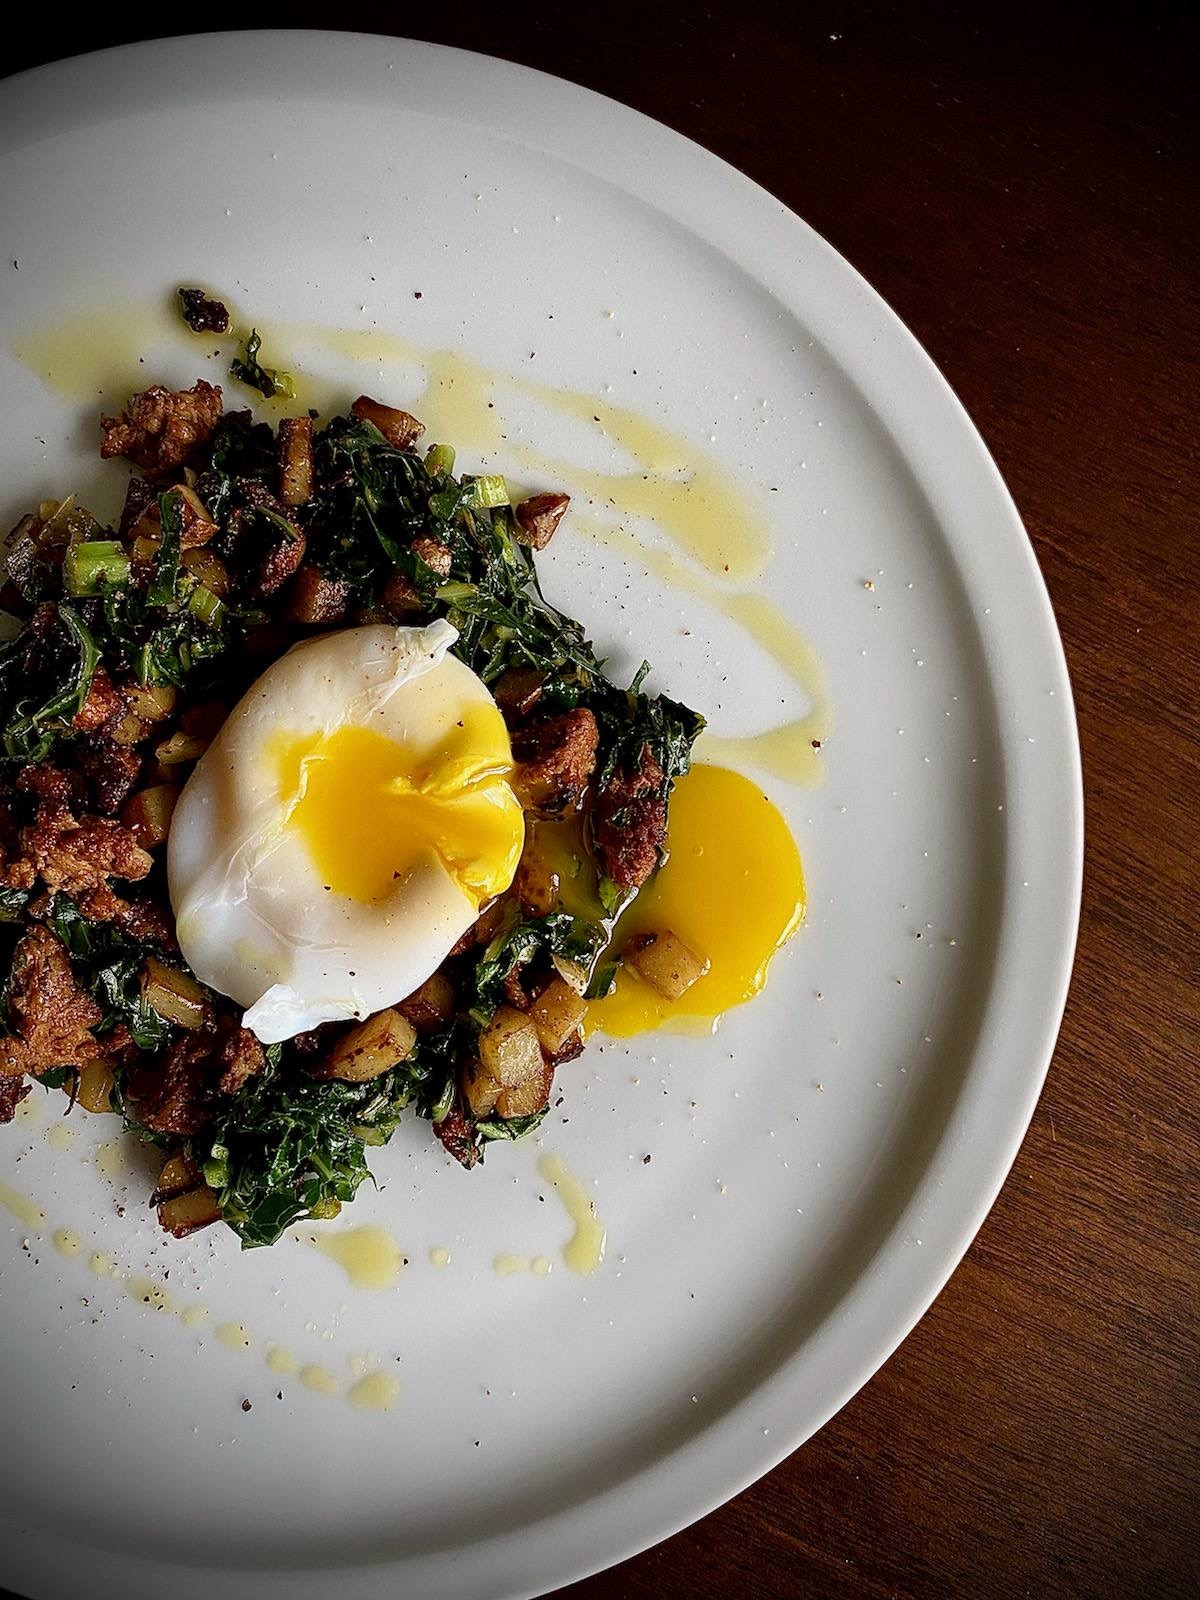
8,6 -> 1199,1597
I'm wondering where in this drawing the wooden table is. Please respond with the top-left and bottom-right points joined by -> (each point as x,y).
10,6 -> 1199,1596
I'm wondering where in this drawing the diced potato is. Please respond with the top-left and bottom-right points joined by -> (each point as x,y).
320,1008 -> 417,1082
286,564 -> 351,625
479,1005 -> 544,1088
75,1059 -> 116,1114
514,850 -> 559,915
141,956 -> 209,1029
462,1057 -> 501,1120
110,710 -> 149,746
130,533 -> 161,563
382,571 -> 423,616
174,485 -> 218,547
181,546 -> 230,597
350,395 -> 425,450
397,971 -> 455,1034
158,1185 -> 221,1238
124,682 -> 177,724
151,1150 -> 202,1204
120,784 -> 178,849
528,978 -> 588,1054
278,417 -> 314,507
624,931 -> 710,1000
154,730 -> 209,765
496,1060 -> 555,1120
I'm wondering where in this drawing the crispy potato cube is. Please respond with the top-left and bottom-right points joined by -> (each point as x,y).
141,956 -> 209,1029
151,1150 -> 203,1204
462,1057 -> 502,1120
398,971 -> 455,1034
496,1060 -> 555,1119
75,1059 -> 116,1114
181,545 -> 231,596
174,485 -> 218,547
154,730 -> 209,765
382,570 -> 423,616
321,1008 -> 417,1082
351,395 -> 425,450
278,416 -> 314,506
479,1005 -> 545,1088
158,1185 -> 221,1238
528,978 -> 588,1054
124,682 -> 177,724
624,931 -> 710,1000
120,784 -> 178,849
110,710 -> 149,746
514,492 -> 570,551
285,564 -> 351,625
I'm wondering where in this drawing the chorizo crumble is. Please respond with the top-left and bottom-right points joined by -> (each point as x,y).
0,340 -> 702,1247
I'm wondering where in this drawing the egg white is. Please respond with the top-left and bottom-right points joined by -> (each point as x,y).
168,620 -> 517,1043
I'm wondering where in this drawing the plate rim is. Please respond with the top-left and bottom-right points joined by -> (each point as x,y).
0,29 -> 1084,1600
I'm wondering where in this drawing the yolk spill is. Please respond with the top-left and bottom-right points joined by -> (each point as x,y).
275,712 -> 523,906
588,764 -> 805,1037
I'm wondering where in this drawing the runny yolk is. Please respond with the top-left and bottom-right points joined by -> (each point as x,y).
274,708 -> 524,906
587,764 -> 805,1037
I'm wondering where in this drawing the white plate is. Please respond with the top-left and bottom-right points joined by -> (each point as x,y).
0,32 -> 1082,1600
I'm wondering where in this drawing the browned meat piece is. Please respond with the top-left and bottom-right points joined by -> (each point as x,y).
177,287 -> 230,335
410,537 -> 452,577
351,396 -> 425,450
73,883 -> 176,949
511,709 -> 599,813
15,763 -> 86,812
258,529 -> 307,596
124,1029 -> 218,1136
217,1026 -> 265,1096
434,1108 -> 479,1169
285,565 -> 351,625
277,417 -> 314,506
100,381 -> 223,476
71,667 -> 126,735
592,744 -> 667,890
0,1074 -> 31,1122
515,492 -> 570,551
493,667 -> 544,726
21,809 -> 152,895
0,925 -> 105,1078
77,739 -> 142,815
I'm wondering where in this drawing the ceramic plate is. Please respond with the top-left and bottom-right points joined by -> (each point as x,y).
0,32 -> 1082,1600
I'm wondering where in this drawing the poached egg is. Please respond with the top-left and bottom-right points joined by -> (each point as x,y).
168,620 -> 524,1043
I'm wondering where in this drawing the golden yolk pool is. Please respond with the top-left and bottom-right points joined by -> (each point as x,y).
274,709 -> 523,907
588,763 -> 804,1037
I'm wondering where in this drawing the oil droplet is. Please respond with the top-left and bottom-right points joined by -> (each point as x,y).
429,1245 -> 451,1268
493,1253 -> 528,1277
96,1139 -> 128,1182
216,1321 -> 253,1352
88,1250 -> 114,1278
265,1345 -> 298,1376
531,1256 -> 553,1277
47,1123 -> 75,1152
538,1154 -> 607,1275
0,1181 -> 45,1229
300,1365 -> 341,1397
576,519 -> 831,787
348,1372 -> 400,1413
311,1226 -> 404,1290
179,1303 -> 209,1330
127,1277 -> 173,1313
52,1228 -> 82,1258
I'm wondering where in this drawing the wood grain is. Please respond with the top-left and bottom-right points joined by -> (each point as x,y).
7,6 -> 1199,1596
